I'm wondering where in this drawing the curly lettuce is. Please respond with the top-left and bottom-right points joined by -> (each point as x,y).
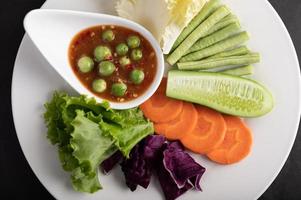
44,92 -> 153,193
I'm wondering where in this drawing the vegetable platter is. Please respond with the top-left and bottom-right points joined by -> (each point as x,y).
11,0 -> 301,200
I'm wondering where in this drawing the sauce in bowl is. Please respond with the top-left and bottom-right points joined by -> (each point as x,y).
69,25 -> 157,102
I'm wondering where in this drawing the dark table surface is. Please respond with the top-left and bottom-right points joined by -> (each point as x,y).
0,0 -> 300,199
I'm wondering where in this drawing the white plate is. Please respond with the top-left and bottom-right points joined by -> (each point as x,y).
12,0 -> 301,200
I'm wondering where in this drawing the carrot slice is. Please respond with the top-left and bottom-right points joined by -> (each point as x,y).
140,78 -> 183,123
180,105 -> 227,154
155,102 -> 198,140
206,115 -> 253,164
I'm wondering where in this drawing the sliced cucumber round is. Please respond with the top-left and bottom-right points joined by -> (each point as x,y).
167,70 -> 274,117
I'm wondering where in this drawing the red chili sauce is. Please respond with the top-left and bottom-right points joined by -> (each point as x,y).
69,25 -> 157,102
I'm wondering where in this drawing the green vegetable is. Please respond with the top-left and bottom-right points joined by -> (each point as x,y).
171,0 -> 221,51
218,65 -> 254,76
203,14 -> 239,37
177,53 -> 260,70
180,31 -> 249,62
209,46 -> 250,59
77,56 -> 94,73
92,79 -> 107,93
70,110 -> 117,192
130,69 -> 145,84
94,46 -> 112,62
44,93 -> 112,193
167,6 -> 230,65
102,29 -> 115,42
186,23 -> 241,54
111,83 -> 127,97
127,36 -> 141,48
98,61 -> 116,76
116,43 -> 129,56
44,92 -> 153,193
166,70 -> 274,117
119,56 -> 131,67
131,49 -> 143,61
99,109 -> 154,157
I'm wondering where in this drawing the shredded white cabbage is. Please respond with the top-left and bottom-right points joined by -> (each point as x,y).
116,0 -> 207,54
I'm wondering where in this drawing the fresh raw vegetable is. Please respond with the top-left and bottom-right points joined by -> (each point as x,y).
162,142 -> 206,190
140,78 -> 184,123
121,145 -> 152,190
218,65 -> 254,76
140,95 -> 183,123
116,0 -> 208,54
44,92 -> 153,193
171,0 -> 221,51
180,105 -> 226,154
180,31 -> 249,62
99,109 -> 154,157
167,6 -> 230,65
158,141 -> 206,200
70,110 -> 117,193
203,14 -> 239,37
186,22 -> 241,54
155,102 -> 198,140
121,135 -> 165,190
102,135 -> 206,200
177,53 -> 260,70
206,115 -> 253,164
208,46 -> 250,58
166,70 -> 274,117
101,151 -> 123,174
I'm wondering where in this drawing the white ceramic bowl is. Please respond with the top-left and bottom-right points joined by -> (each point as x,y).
23,9 -> 164,109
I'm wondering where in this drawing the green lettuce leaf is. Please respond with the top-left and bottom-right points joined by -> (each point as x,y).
44,92 -> 69,145
100,108 -> 154,157
70,110 -> 117,192
101,108 -> 154,157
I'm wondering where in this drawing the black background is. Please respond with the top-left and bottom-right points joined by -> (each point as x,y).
0,0 -> 300,199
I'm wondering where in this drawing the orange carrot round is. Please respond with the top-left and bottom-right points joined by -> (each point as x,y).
180,105 -> 227,154
140,78 -> 183,123
155,102 -> 198,140
206,115 -> 253,164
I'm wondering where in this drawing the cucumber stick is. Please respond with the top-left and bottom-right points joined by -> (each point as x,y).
186,22 -> 241,54
178,53 -> 260,70
203,14 -> 239,37
171,0 -> 221,51
166,70 -> 274,117
167,6 -> 230,65
180,31 -> 250,62
209,46 -> 250,58
218,65 -> 254,76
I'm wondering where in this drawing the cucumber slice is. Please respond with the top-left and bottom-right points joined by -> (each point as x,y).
166,70 -> 274,117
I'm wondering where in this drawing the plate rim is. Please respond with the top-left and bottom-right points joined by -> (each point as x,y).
11,0 -> 301,199
252,1 -> 301,198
